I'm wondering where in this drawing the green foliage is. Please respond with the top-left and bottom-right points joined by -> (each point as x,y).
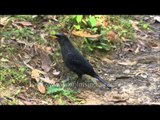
88,15 -> 97,27
138,20 -> 150,30
0,67 -> 28,85
0,15 -> 137,52
2,26 -> 35,42
0,15 -> 148,104
74,25 -> 81,30
47,81 -> 78,103
61,15 -> 135,52
76,15 -> 83,23
83,37 -> 117,52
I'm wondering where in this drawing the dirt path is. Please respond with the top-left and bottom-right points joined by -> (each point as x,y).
78,17 -> 160,105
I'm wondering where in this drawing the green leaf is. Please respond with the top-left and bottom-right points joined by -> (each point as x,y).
88,16 -> 96,27
19,67 -> 26,72
63,91 -> 72,96
55,52 -> 60,56
50,30 -> 56,35
82,19 -> 87,25
71,15 -> 76,19
122,29 -> 127,33
111,45 -> 117,48
76,15 -> 83,23
96,46 -> 103,49
74,25 -> 81,30
113,25 -> 119,31
47,86 -> 63,94
92,28 -> 98,32
100,43 -> 107,46
88,46 -> 93,51
95,15 -> 102,18
101,30 -> 106,35
143,24 -> 149,29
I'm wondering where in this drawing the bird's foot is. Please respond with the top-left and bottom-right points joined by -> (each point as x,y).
105,84 -> 112,91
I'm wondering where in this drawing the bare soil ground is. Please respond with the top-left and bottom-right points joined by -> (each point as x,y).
78,17 -> 160,105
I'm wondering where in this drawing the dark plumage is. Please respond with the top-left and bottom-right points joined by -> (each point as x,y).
53,33 -> 111,90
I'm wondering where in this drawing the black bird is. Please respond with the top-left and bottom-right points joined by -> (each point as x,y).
52,33 -> 111,90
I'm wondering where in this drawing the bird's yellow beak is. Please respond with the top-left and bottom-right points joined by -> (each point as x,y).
49,35 -> 58,40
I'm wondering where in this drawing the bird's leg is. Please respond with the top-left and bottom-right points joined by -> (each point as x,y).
75,75 -> 82,89
77,75 -> 83,81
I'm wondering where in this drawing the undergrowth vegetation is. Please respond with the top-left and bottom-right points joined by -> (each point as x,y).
0,15 -> 149,104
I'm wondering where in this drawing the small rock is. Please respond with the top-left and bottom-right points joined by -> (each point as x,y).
53,69 -> 60,76
139,73 -> 148,79
123,69 -> 130,74
154,16 -> 160,23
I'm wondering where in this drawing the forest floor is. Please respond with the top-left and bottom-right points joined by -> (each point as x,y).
78,16 -> 160,105
0,15 -> 159,105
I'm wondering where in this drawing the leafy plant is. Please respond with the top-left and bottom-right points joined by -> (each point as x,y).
138,20 -> 150,30
88,15 -> 97,27
60,15 -> 135,52
47,81 -> 78,103
76,15 -> 83,23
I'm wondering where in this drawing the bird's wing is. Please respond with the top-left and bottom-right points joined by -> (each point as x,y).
66,53 -> 86,66
66,53 -> 94,74
62,46 -> 88,65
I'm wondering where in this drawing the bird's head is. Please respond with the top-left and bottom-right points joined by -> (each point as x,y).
50,33 -> 70,46
50,33 -> 67,41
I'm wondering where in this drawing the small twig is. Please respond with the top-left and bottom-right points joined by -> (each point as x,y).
116,75 -> 133,79
4,96 -> 13,101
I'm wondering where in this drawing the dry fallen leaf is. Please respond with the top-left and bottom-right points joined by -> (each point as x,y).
130,20 -> 139,31
121,37 -> 126,41
96,21 -> 102,27
0,17 -> 9,26
40,74 -> 55,84
101,57 -> 113,64
12,22 -> 22,29
40,33 -> 47,40
39,50 -> 52,72
18,92 -> 28,100
40,77 -> 55,85
106,31 -> 118,42
151,46 -> 160,52
135,40 -> 146,53
103,22 -> 108,27
46,47 -> 52,54
123,48 -> 134,52
37,82 -> 46,94
15,21 -> 33,27
1,58 -> 9,62
72,30 -> 102,38
31,69 -> 40,82
117,60 -> 137,66
22,100 -> 33,105
147,40 -> 160,52
134,44 -> 141,53
96,17 -> 106,27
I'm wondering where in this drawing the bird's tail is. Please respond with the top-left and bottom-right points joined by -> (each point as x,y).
94,74 -> 112,90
